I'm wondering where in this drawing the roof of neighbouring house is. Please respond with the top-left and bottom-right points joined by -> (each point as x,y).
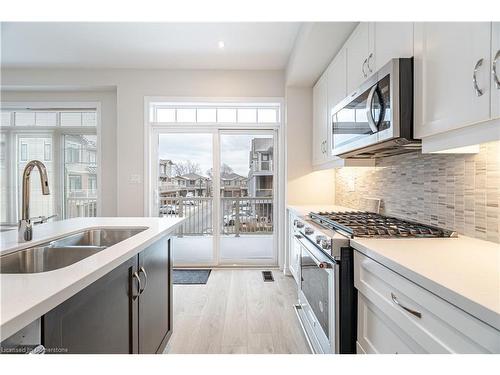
251,138 -> 273,152
221,172 -> 247,180
181,173 -> 207,180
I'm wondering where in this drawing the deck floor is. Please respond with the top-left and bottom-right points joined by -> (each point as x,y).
165,269 -> 311,354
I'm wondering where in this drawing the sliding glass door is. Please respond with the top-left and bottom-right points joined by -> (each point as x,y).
151,129 -> 277,266
219,131 -> 275,264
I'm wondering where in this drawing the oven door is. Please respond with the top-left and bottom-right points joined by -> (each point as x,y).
296,235 -> 339,353
331,61 -> 395,157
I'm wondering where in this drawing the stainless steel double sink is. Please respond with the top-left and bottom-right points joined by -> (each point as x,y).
0,228 -> 146,274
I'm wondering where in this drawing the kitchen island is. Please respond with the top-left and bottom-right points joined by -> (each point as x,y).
0,217 -> 184,353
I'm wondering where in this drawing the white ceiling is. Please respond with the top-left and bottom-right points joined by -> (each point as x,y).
286,22 -> 358,86
1,22 -> 301,70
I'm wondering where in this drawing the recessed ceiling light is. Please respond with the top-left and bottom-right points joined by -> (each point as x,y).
218,41 -> 225,49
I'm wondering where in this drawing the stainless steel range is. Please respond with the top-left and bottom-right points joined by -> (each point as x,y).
293,210 -> 455,354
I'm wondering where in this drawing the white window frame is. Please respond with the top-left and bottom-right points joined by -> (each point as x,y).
0,101 -> 102,222
144,96 -> 286,269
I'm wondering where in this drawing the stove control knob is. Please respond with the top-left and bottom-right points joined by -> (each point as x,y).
296,221 -> 305,228
315,235 -> 326,244
321,239 -> 331,250
304,226 -> 314,235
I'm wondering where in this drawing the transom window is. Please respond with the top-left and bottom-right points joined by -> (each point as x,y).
149,102 -> 281,124
1,109 -> 97,127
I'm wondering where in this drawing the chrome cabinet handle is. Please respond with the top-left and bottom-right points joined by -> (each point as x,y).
132,271 -> 141,299
473,58 -> 485,96
391,293 -> 422,318
139,266 -> 148,294
493,50 -> 500,89
367,53 -> 374,73
362,58 -> 368,78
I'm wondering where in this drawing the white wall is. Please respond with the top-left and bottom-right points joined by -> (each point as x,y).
1,89 -> 118,217
285,86 -> 335,205
1,68 -> 285,216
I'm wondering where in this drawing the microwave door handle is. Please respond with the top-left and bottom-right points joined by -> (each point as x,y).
366,85 -> 379,133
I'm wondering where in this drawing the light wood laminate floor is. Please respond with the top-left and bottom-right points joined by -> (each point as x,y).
165,269 -> 311,354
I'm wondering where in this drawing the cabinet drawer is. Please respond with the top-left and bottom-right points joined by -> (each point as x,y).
358,293 -> 417,354
354,251 -> 500,353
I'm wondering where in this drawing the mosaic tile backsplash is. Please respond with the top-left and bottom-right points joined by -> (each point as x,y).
335,142 -> 500,243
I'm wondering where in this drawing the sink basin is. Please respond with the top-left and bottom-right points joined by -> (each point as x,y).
0,228 -> 146,274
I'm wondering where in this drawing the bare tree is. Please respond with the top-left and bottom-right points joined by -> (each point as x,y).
173,160 -> 202,176
206,163 -> 233,179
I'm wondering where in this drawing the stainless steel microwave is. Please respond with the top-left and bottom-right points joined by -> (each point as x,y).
331,58 -> 421,159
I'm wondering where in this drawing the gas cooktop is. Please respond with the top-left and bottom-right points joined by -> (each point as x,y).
309,211 -> 457,238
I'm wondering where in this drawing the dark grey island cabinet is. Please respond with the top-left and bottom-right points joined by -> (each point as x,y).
42,236 -> 172,354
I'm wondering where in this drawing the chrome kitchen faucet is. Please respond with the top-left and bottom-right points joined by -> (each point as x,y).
18,160 -> 51,242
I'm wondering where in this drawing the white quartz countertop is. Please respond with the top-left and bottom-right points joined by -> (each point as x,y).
351,236 -> 500,331
0,217 -> 184,340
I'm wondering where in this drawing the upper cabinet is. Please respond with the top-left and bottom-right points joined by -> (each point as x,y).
414,23 -> 492,140
492,22 -> 500,119
345,22 -> 413,94
346,23 -> 374,94
312,74 -> 329,166
372,22 -> 414,71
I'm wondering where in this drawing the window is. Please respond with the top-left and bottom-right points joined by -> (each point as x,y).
217,108 -> 236,123
44,143 -> 52,161
0,105 -> 99,223
68,175 -> 82,191
262,154 -> 269,161
88,175 -> 97,192
20,143 -> 28,161
149,102 -> 281,125
66,145 -> 80,163
237,108 -> 257,123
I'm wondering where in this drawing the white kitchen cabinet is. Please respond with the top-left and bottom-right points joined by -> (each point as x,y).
373,22 -> 413,71
414,22 -> 492,139
492,22 -> 500,119
327,48 -> 347,118
312,74 -> 329,166
346,23 -> 374,94
354,251 -> 500,354
357,293 -> 417,354
287,211 -> 300,285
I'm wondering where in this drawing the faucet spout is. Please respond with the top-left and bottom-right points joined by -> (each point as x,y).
19,160 -> 51,242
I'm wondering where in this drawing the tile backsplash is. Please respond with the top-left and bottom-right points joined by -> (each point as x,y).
335,142 -> 500,243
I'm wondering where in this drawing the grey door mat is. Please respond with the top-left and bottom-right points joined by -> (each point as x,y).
173,269 -> 212,285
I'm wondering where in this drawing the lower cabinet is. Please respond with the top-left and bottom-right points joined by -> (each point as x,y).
354,251 -> 500,354
43,236 -> 172,354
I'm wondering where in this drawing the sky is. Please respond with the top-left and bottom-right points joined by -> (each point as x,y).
158,133 -> 272,177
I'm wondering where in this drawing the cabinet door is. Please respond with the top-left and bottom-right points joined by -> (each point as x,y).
374,22 -> 413,71
357,294 -> 417,354
312,75 -> 328,165
43,255 -> 138,354
327,48 -> 347,157
138,236 -> 172,354
346,23 -> 371,94
414,22 -> 491,138
492,22 -> 500,119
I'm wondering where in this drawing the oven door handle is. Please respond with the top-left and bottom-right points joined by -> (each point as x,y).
296,235 -> 335,270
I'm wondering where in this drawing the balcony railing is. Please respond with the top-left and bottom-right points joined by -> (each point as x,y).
158,196 -> 273,236
251,160 -> 273,172
66,197 -> 97,218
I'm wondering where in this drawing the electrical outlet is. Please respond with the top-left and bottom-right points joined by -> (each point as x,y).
347,175 -> 355,192
129,174 -> 142,184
